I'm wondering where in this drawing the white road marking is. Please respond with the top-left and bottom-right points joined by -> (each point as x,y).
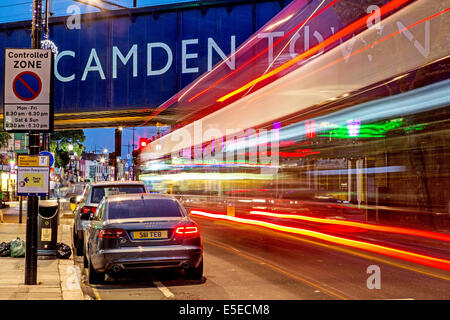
153,280 -> 174,298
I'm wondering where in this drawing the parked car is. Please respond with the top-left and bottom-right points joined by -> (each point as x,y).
84,193 -> 203,284
72,181 -> 147,256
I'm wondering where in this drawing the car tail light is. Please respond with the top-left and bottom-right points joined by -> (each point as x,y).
175,225 -> 199,238
98,228 -> 127,239
81,206 -> 97,214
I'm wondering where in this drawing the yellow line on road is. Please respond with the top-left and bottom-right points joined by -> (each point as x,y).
204,239 -> 350,300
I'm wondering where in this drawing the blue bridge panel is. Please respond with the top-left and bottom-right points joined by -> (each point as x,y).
0,0 -> 291,114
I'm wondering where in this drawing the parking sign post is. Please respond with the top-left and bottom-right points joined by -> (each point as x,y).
6,0 -> 49,286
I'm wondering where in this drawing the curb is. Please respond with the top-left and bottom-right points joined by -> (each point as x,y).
57,222 -> 85,300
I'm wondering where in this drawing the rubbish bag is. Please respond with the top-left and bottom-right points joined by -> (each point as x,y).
10,238 -> 25,258
56,242 -> 72,259
0,241 -> 11,257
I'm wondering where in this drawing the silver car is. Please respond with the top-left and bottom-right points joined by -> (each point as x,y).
84,193 -> 203,284
72,181 -> 147,256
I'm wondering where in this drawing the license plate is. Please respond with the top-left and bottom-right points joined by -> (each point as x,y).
133,230 -> 168,240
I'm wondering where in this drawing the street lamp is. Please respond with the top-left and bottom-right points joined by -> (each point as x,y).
67,144 -> 76,181
103,148 -> 108,154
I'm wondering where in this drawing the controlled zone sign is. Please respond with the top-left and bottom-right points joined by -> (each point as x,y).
3,48 -> 53,132
17,155 -> 50,196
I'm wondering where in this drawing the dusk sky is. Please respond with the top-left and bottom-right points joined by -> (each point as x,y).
83,126 -> 166,161
0,0 -> 193,24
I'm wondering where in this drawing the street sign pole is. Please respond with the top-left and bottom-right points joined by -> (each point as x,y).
25,0 -> 43,285
114,129 -> 122,181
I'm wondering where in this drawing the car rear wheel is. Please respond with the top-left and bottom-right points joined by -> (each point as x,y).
185,259 -> 203,280
75,241 -> 83,256
73,231 -> 83,256
88,258 -> 105,285
83,253 -> 88,268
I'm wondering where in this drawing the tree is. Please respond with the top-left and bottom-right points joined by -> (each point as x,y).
0,130 -> 11,150
49,130 -> 86,168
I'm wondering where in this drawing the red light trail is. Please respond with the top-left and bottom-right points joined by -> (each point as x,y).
190,209 -> 450,271
216,0 -> 412,103
244,6 -> 450,107
249,210 -> 450,242
187,0 -> 340,103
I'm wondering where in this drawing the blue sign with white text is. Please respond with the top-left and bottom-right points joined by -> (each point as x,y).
0,1 -> 291,114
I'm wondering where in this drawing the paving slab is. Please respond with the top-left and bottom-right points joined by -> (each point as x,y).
0,210 -> 84,300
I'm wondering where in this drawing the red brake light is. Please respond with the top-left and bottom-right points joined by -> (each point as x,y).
98,228 -> 126,239
81,206 -> 97,214
185,226 -> 198,234
175,226 -> 199,236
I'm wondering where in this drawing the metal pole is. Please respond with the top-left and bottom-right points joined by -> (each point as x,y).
114,157 -> 118,181
114,128 -> 121,181
114,130 -> 117,181
25,0 -> 43,286
42,0 -> 50,190
132,127 -> 135,180
31,0 -> 43,49
44,0 -> 49,39
19,196 -> 23,224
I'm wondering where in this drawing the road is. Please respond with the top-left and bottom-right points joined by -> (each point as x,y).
2,202 -> 449,300
77,214 -> 450,300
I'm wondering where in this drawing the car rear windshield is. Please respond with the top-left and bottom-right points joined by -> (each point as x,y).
108,198 -> 183,219
91,185 -> 145,203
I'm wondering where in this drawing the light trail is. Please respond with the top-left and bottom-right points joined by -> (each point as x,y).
190,209 -> 450,272
245,6 -> 450,107
249,210 -> 450,242
216,0 -> 412,103
187,0 -> 339,103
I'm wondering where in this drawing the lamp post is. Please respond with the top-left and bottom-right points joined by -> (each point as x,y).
25,0 -> 44,286
100,148 -> 108,180
99,156 -> 105,182
120,127 -> 135,180
67,144 -> 75,183
114,128 -> 122,181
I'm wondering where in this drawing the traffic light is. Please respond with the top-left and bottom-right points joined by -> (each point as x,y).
139,137 -> 149,149
132,149 -> 141,167
115,129 -> 122,157
132,148 -> 142,180
108,152 -> 115,167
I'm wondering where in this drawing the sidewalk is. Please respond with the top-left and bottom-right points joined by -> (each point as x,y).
0,205 -> 85,300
